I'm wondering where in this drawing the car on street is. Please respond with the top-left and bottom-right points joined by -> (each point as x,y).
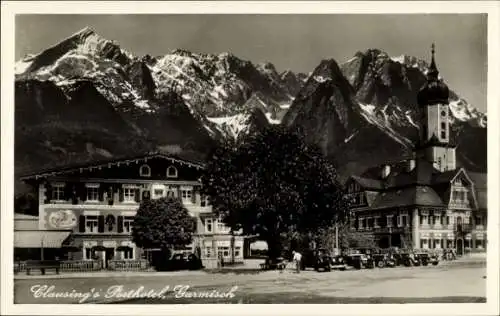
330,255 -> 347,270
159,253 -> 203,271
371,253 -> 396,268
344,253 -> 370,269
415,252 -> 439,266
301,249 -> 332,272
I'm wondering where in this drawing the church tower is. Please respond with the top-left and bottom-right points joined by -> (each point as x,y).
416,43 -> 456,172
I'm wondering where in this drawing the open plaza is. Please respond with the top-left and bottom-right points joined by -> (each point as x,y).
14,254 -> 486,304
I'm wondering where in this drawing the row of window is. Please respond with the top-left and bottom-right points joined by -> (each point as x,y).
205,246 -> 242,258
139,165 -> 178,178
348,192 -> 366,206
51,183 -> 210,206
357,214 -> 408,230
79,215 -> 134,233
204,217 -> 231,234
51,183 -> 140,203
83,247 -> 134,260
419,238 -> 485,249
356,214 -> 484,230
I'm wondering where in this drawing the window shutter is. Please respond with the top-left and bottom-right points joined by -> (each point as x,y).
97,184 -> 105,202
393,215 -> 397,227
64,183 -> 72,202
79,215 -> 86,232
191,187 -> 197,204
98,184 -> 107,202
44,184 -> 52,204
80,184 -> 87,202
135,189 -> 141,202
117,216 -> 124,233
119,188 -> 124,202
98,215 -> 105,233
177,186 -> 181,199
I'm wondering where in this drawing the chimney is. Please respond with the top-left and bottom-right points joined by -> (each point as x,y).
381,165 -> 391,179
407,159 -> 416,172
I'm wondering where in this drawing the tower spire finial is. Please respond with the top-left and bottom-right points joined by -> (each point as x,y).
428,42 -> 438,79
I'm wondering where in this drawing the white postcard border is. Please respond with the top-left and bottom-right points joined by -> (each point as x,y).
1,1 -> 499,315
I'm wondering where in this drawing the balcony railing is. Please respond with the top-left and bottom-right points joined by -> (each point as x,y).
454,223 -> 473,234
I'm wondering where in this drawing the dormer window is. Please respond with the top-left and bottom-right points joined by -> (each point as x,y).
139,164 -> 151,177
166,166 -> 178,178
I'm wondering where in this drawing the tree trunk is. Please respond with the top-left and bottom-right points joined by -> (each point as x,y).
265,235 -> 283,263
230,232 -> 235,264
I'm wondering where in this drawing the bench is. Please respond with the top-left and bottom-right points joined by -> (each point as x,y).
26,260 -> 61,275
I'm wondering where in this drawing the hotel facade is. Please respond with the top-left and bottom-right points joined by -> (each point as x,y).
17,152 -> 246,267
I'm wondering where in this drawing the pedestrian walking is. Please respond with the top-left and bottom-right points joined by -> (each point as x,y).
292,250 -> 302,273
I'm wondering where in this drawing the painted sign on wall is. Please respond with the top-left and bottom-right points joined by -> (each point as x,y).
47,210 -> 77,229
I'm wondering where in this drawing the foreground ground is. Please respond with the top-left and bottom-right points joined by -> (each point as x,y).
14,257 -> 486,304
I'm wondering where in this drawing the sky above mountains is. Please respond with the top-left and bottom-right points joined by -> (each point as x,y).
15,14 -> 487,112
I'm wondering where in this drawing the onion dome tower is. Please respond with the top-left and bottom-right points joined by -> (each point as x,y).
415,43 -> 456,172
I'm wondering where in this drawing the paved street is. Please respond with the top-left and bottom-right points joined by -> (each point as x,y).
14,258 -> 486,304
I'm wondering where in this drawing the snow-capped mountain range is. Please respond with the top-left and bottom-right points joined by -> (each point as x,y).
14,27 -> 487,189
16,27 -> 305,140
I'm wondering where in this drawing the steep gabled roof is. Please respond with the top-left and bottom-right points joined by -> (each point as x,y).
370,185 -> 444,210
468,171 -> 487,209
432,169 -> 460,184
20,151 -> 205,180
351,175 -> 384,190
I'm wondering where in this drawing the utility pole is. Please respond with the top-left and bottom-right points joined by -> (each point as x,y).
41,236 -> 45,260
335,223 -> 339,250
389,227 -> 392,248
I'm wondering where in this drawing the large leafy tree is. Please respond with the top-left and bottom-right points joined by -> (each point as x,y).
132,197 -> 195,254
202,125 -> 350,260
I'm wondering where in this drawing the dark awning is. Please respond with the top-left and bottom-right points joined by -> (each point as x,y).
116,246 -> 133,251
14,230 -> 72,248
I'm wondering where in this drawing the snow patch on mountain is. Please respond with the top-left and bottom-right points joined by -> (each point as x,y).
15,60 -> 33,75
313,75 -> 330,83
358,102 -> 413,147
265,113 -> 281,125
207,114 -> 252,139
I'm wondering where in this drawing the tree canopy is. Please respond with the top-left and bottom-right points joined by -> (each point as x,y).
201,125 -> 350,259
132,197 -> 195,251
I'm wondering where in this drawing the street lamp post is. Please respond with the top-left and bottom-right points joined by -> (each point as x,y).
41,236 -> 45,261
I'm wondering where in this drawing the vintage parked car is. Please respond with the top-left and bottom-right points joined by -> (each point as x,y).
415,252 -> 439,266
399,252 -> 420,267
371,253 -> 396,268
330,255 -> 347,270
162,253 -> 203,271
344,253 -> 369,269
301,249 -> 332,272
387,252 -> 403,266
